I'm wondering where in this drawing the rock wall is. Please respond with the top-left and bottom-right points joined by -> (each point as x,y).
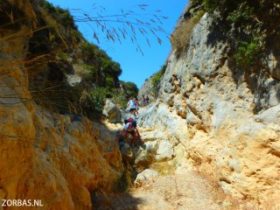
139,10 -> 280,208
138,78 -> 156,103
0,1 -> 123,209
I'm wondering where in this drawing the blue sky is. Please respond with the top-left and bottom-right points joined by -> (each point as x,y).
48,0 -> 188,87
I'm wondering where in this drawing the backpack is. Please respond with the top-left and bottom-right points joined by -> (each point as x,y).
126,118 -> 136,128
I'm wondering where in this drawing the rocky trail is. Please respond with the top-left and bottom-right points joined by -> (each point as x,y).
95,108 -> 231,210
96,101 -> 280,210
106,167 -> 226,210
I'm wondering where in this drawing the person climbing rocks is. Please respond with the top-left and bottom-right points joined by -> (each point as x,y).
133,97 -> 139,115
126,97 -> 138,118
116,116 -> 143,149
142,95 -> 147,106
127,97 -> 136,112
123,118 -> 141,146
145,95 -> 150,105
116,117 -> 144,164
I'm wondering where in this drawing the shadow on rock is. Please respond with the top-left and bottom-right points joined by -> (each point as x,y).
92,190 -> 144,210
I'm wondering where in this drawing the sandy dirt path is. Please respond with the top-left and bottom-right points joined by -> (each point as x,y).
97,168 -> 226,210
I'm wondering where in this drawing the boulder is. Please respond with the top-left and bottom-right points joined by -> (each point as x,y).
255,104 -> 280,124
155,140 -> 175,161
66,74 -> 82,87
134,147 -> 154,169
102,99 -> 122,123
134,169 -> 159,186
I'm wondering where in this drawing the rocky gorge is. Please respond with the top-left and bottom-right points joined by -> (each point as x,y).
1,0 -> 280,210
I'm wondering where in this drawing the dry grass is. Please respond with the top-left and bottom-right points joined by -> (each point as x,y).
150,160 -> 176,175
170,10 -> 205,57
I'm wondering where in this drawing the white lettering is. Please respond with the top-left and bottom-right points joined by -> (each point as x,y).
1,199 -> 6,207
0,199 -> 43,207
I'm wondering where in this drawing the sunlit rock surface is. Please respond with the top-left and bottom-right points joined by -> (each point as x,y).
139,10 -> 280,209
0,2 -> 123,209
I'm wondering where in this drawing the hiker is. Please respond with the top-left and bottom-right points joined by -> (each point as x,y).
127,97 -> 136,112
145,95 -> 150,105
133,97 -> 139,115
126,97 -> 138,118
123,118 -> 141,145
142,95 -> 147,106
141,95 -> 145,106
116,118 -> 142,164
117,117 -> 142,147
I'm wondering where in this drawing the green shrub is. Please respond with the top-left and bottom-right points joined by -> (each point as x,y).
105,76 -> 115,88
121,81 -> 138,98
41,1 -> 76,29
190,0 -> 280,69
27,1 -> 138,119
226,4 -> 253,23
234,38 -> 262,69
112,92 -> 127,108
68,63 -> 97,82
81,42 -> 122,86
151,64 -> 166,96
78,87 -> 109,118
110,81 -> 139,108
57,51 -> 68,61
89,87 -> 107,113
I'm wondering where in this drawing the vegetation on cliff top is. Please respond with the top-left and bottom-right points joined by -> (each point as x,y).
190,0 -> 280,69
16,1 -> 139,118
171,9 -> 204,57
151,64 -> 167,97
171,0 -> 280,70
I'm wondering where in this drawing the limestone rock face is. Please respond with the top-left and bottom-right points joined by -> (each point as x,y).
0,2 -> 123,209
0,66 -> 123,209
0,82 -> 123,209
139,9 -> 280,209
138,78 -> 156,103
